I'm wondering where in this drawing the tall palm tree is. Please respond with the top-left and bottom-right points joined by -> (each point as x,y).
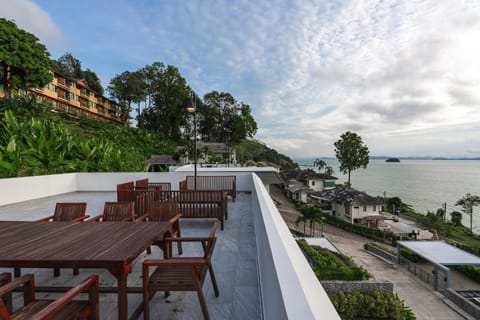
314,158 -> 327,172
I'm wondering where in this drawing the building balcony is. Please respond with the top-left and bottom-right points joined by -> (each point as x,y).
0,168 -> 339,320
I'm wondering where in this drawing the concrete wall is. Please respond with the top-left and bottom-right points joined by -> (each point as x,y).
445,288 -> 480,320
251,174 -> 340,320
0,174 -> 77,206
0,169 -> 258,206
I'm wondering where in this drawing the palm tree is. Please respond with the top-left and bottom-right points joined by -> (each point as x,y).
314,158 -> 327,173
325,165 -> 335,176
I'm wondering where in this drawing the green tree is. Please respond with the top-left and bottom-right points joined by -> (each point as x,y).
450,211 -> 463,227
456,193 -> 480,233
83,69 -> 104,95
200,91 -> 257,145
52,52 -> 82,78
0,18 -> 52,97
334,131 -> 369,186
108,70 -> 146,126
137,63 -> 190,142
314,159 -> 327,172
52,53 -> 104,95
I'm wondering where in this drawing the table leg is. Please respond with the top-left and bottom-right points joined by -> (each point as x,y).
109,264 -> 132,320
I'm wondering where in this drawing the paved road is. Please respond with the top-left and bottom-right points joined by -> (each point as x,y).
270,185 -> 467,320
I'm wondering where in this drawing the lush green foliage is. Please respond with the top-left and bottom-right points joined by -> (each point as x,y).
0,98 -> 175,177
199,91 -> 257,145
234,139 -> 296,169
453,265 -> 480,284
297,239 -> 372,281
52,53 -> 104,95
329,291 -> 415,320
0,18 -> 52,97
334,131 -> 369,186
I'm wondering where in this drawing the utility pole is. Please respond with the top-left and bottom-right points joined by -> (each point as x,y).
443,202 -> 447,223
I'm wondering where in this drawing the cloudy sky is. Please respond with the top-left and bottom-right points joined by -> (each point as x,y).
2,0 -> 480,158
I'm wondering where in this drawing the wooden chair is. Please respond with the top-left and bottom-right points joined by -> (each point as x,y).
137,200 -> 183,256
37,202 -> 89,222
0,273 -> 12,315
31,202 -> 89,277
142,221 -> 219,320
0,274 -> 99,320
90,202 -> 135,222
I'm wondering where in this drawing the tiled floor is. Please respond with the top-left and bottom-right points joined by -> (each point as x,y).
0,191 -> 262,319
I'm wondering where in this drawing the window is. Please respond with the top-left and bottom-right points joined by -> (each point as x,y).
311,181 -> 315,186
373,206 -> 376,211
363,205 -> 367,212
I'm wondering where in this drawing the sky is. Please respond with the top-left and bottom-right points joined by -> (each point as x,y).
2,0 -> 480,159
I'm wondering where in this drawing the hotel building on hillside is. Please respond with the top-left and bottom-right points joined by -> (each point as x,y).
0,70 -> 126,125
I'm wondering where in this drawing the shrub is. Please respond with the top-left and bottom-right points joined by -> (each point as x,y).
328,291 -> 415,320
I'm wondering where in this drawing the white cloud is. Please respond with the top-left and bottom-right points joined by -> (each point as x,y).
4,0 -> 480,158
0,0 -> 64,47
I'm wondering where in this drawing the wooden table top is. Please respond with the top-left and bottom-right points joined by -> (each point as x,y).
0,221 -> 170,267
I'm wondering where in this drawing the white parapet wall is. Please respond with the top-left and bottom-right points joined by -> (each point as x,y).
250,173 -> 340,320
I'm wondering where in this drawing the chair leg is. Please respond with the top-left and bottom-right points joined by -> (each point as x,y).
208,264 -> 220,297
194,281 -> 210,320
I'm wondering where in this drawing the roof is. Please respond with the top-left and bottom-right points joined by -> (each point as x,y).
255,171 -> 284,185
295,170 -> 338,182
145,155 -> 177,165
319,185 -> 383,205
398,241 -> 480,266
196,141 -> 230,153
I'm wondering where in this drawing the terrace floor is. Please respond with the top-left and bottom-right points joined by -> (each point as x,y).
0,191 -> 262,320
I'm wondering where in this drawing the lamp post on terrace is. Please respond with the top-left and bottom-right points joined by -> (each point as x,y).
187,92 -> 197,190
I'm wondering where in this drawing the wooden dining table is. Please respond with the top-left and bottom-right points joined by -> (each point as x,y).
0,220 -> 171,320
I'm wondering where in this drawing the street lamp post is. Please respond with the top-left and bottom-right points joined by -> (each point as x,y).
187,92 -> 197,190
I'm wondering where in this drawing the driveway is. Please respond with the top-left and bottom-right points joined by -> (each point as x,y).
269,185 -> 467,320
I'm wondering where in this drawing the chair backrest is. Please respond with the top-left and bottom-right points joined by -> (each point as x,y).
135,178 -> 149,191
146,201 -> 179,221
102,202 -> 135,221
203,221 -> 218,260
53,203 -> 87,221
117,181 -> 135,202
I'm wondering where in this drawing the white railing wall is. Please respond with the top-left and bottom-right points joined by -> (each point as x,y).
251,173 -> 340,320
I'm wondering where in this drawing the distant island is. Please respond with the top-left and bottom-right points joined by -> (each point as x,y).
385,158 -> 400,162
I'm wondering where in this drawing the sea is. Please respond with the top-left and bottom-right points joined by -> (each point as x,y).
294,158 -> 480,234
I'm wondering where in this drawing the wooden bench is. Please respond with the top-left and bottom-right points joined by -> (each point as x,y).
155,190 -> 227,230
179,175 -> 236,202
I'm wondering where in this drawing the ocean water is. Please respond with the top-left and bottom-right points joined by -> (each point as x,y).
295,158 -> 480,233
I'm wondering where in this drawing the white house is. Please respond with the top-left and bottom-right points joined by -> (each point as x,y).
296,171 -> 338,192
317,185 -> 384,227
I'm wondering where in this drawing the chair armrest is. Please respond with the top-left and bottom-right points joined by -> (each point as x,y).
0,274 -> 34,296
72,215 -> 90,222
143,258 -> 207,268
0,273 -> 12,313
164,236 -> 210,243
32,275 -> 99,320
135,214 -> 149,221
37,215 -> 54,222
88,214 -> 104,222
169,213 -> 182,224
0,272 -> 11,284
